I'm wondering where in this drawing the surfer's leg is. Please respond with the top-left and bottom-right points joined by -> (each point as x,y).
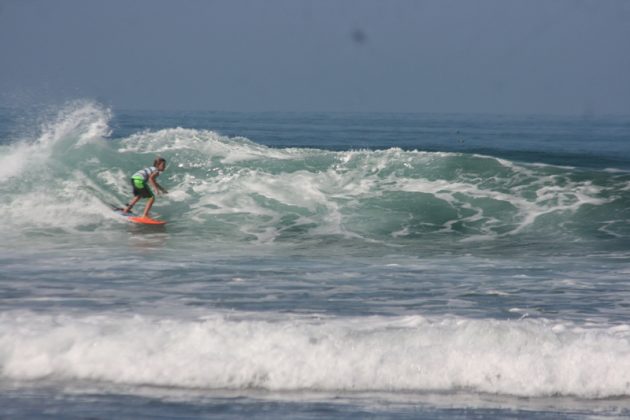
142,196 -> 155,218
124,196 -> 141,213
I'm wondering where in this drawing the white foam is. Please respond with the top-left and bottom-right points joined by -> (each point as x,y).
391,161 -> 612,238
0,142 -> 39,181
36,101 -> 111,151
0,102 -> 116,231
1,311 -> 629,398
0,101 -> 111,184
162,145 -> 625,241
118,128 -> 290,164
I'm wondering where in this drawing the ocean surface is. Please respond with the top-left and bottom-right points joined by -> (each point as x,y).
1,101 -> 630,419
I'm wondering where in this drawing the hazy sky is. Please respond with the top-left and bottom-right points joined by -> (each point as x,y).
1,0 -> 629,115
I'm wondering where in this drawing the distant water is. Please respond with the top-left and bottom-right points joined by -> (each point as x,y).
1,101 -> 630,419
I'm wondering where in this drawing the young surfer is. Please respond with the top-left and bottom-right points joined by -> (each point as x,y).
122,157 -> 168,218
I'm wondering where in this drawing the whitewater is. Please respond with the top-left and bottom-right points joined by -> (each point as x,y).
1,101 -> 630,418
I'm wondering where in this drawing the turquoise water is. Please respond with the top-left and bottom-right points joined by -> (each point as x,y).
1,101 -> 630,418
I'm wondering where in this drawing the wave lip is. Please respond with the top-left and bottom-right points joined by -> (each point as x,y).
0,101 -> 111,181
1,312 -> 629,398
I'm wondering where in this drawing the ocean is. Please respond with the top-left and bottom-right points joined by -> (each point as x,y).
1,101 -> 630,419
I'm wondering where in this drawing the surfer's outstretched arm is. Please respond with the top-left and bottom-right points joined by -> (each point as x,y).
149,171 -> 167,195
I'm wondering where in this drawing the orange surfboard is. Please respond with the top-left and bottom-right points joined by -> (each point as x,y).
113,208 -> 167,225
128,216 -> 167,225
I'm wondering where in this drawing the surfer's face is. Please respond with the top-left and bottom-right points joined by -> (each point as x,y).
157,161 -> 166,171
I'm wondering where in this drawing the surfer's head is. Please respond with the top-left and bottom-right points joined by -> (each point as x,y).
154,157 -> 166,171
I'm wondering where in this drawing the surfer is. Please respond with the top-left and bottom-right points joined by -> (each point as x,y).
122,157 -> 168,218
